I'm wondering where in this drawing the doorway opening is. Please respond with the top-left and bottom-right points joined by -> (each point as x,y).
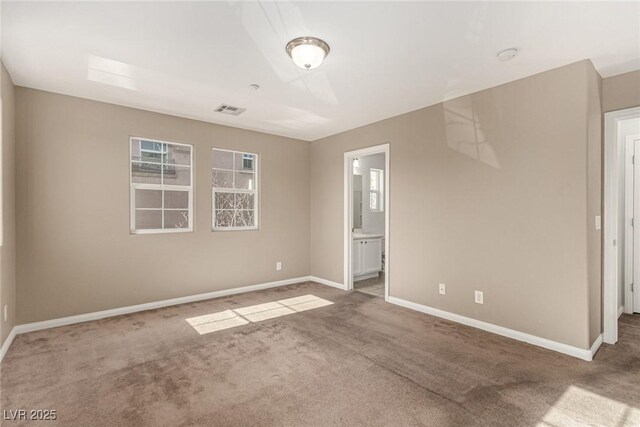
604,107 -> 640,344
344,144 -> 390,300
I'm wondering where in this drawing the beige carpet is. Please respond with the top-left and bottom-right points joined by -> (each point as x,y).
1,281 -> 639,426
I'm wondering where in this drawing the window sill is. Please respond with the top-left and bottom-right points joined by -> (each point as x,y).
212,226 -> 259,232
131,228 -> 193,235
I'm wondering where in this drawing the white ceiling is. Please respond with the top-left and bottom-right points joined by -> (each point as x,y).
2,1 -> 639,141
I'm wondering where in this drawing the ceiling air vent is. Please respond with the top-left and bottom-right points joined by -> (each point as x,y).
215,104 -> 246,116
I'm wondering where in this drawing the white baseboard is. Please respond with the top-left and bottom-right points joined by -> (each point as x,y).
0,327 -> 17,364
590,334 -> 603,358
618,305 -> 624,318
309,276 -> 347,290
388,296 -> 597,362
14,276 -> 311,335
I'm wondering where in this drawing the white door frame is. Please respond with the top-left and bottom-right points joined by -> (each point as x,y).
632,137 -> 640,313
604,106 -> 640,344
624,134 -> 640,314
344,144 -> 390,300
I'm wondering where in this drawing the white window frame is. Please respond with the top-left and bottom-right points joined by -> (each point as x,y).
129,136 -> 194,234
369,168 -> 384,212
212,147 -> 259,231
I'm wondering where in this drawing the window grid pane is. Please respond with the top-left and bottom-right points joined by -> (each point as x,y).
370,192 -> 378,211
135,209 -> 162,230
164,210 -> 190,229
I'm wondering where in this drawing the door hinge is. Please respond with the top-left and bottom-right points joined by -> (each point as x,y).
634,155 -> 636,165
633,218 -> 635,227
632,283 -> 634,292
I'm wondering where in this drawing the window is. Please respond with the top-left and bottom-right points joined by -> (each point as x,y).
130,137 -> 193,233
212,148 -> 258,230
242,154 -> 254,171
369,168 -> 383,212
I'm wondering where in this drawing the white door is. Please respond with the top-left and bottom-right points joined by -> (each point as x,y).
634,140 -> 640,312
362,239 -> 382,273
625,139 -> 634,313
352,240 -> 362,276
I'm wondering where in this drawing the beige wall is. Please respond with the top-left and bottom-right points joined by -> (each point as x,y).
586,63 -> 602,345
602,71 -> 640,113
15,88 -> 310,323
1,62 -> 17,348
311,60 -> 601,349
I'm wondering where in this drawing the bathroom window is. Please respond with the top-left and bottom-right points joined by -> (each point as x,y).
370,168 -> 383,212
130,137 -> 193,234
212,148 -> 258,230
242,154 -> 254,171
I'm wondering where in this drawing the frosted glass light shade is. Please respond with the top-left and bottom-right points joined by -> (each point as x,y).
291,44 -> 325,70
286,37 -> 330,71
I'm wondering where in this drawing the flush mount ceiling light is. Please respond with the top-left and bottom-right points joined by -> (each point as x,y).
497,48 -> 519,62
286,37 -> 330,70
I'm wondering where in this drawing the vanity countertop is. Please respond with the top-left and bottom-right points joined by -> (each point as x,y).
353,233 -> 384,240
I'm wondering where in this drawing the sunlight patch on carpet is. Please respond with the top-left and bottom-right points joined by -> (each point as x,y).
186,295 -> 333,335
537,385 -> 640,427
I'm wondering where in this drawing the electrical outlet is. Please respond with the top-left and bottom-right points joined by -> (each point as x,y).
475,291 -> 484,304
439,283 -> 446,295
276,262 -> 282,271
3,305 -> 7,322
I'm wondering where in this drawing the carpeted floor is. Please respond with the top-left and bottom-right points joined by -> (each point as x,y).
1,281 -> 639,426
